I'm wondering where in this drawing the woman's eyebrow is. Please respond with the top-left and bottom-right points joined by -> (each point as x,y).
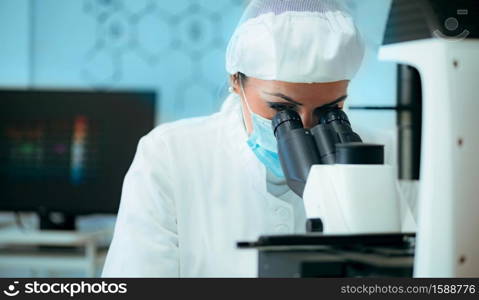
262,92 -> 348,108
320,95 -> 348,108
262,91 -> 303,106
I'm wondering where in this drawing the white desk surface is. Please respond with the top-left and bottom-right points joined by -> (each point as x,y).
0,227 -> 113,246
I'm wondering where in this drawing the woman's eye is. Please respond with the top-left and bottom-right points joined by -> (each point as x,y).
268,103 -> 296,112
313,104 -> 340,115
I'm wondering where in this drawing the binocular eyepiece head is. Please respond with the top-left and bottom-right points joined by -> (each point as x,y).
272,106 -> 353,137
271,106 -> 384,197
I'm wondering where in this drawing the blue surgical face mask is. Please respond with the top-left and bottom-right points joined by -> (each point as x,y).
239,79 -> 285,178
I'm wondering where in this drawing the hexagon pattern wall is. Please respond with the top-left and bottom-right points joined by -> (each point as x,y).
82,0 -> 246,122
32,0 -> 245,123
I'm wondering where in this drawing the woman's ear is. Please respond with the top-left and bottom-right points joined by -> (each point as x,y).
229,74 -> 240,94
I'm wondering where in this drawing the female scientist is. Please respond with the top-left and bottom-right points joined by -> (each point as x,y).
102,0 -> 365,277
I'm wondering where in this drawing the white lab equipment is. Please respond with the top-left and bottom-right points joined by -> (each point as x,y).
379,8 -> 479,278
303,164 -> 401,234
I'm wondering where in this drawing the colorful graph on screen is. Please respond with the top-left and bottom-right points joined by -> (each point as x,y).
71,116 -> 88,184
0,116 -> 98,184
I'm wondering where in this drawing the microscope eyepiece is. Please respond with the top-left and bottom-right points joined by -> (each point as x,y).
271,109 -> 321,197
272,109 -> 303,138
316,107 -> 351,125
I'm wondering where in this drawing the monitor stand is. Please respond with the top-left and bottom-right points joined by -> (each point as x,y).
38,211 -> 76,231
37,211 -> 78,251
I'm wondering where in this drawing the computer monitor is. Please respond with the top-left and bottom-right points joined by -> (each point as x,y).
0,89 -> 156,229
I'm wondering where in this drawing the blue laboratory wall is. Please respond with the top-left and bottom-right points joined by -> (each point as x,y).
0,0 -> 245,124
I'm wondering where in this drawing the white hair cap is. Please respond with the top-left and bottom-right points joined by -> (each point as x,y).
226,0 -> 365,83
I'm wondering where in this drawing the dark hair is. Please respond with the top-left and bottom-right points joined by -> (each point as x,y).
237,72 -> 248,84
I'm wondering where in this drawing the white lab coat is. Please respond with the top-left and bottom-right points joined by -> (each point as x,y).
102,93 -> 416,277
102,93 -> 308,277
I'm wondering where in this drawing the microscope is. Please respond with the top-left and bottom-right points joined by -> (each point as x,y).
239,0 -> 479,277
272,104 -> 401,235
239,99 -> 412,277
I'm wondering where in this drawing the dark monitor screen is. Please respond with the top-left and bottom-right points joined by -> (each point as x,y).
0,90 -> 156,215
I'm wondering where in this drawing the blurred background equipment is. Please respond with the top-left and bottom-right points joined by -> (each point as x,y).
0,90 -> 155,230
0,90 -> 154,277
